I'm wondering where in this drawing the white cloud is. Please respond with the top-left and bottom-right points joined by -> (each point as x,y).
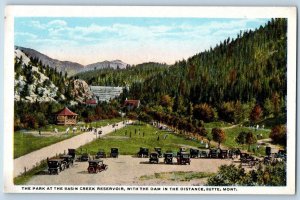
15,32 -> 38,39
48,20 -> 67,27
20,18 -> 269,65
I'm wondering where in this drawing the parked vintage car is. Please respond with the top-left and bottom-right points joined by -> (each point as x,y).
95,149 -> 106,159
110,147 -> 119,158
60,155 -> 74,168
47,158 -> 65,175
177,152 -> 191,165
199,150 -> 209,158
208,149 -> 219,158
68,148 -> 76,159
276,149 -> 286,160
87,159 -> 108,173
219,149 -> 229,159
149,152 -> 159,164
164,152 -> 174,164
190,148 -> 200,158
79,153 -> 89,162
154,147 -> 162,157
137,147 -> 149,157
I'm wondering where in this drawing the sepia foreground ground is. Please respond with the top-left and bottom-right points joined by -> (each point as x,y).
26,156 -> 237,186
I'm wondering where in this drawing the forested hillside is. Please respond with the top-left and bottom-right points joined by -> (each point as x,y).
76,62 -> 169,87
127,18 -> 287,124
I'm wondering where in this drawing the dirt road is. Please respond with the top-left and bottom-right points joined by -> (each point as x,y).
14,121 -> 129,177
27,156 -> 235,186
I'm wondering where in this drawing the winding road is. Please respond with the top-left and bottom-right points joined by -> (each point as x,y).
14,120 -> 129,177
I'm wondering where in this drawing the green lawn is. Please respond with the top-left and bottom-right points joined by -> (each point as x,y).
77,122 -> 206,155
14,118 -> 124,158
220,126 -> 271,157
204,121 -> 233,129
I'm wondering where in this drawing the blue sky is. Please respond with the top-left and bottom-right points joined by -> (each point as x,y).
15,17 -> 270,65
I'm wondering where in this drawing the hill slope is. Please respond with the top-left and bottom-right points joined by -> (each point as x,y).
127,18 -> 287,107
15,46 -> 84,76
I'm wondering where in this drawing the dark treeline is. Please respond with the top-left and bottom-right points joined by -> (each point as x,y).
14,101 -> 120,130
76,62 -> 169,87
127,18 -> 287,122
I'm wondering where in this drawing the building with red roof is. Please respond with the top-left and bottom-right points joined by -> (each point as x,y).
55,107 -> 78,125
85,99 -> 97,107
124,99 -> 140,111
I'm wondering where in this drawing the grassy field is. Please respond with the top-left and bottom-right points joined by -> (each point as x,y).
219,126 -> 271,157
139,171 -> 214,182
204,121 -> 233,129
14,118 -> 124,158
77,122 -> 206,155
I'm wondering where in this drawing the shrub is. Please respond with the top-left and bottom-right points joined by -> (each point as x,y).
269,125 -> 286,146
193,103 -> 215,122
211,128 -> 226,148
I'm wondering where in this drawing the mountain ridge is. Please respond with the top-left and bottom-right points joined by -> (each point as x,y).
15,46 -> 130,76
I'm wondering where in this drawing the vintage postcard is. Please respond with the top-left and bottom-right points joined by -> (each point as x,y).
3,6 -> 296,194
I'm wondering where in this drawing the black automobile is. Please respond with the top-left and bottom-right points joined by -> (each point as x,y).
47,158 -> 65,175
137,147 -> 149,157
60,155 -> 74,168
199,150 -> 209,158
149,152 -> 159,164
276,150 -> 286,160
164,152 -> 173,164
177,152 -> 191,165
87,159 -> 108,173
219,149 -> 228,159
110,148 -> 119,158
190,149 -> 200,158
79,153 -> 89,162
154,147 -> 162,157
95,149 -> 106,159
68,149 -> 76,159
209,149 -> 218,158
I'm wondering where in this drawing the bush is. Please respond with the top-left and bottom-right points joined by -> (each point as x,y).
193,103 -> 215,122
206,162 -> 286,186
127,112 -> 138,120
138,112 -> 152,122
218,102 -> 235,123
269,125 -> 286,146
211,128 -> 226,148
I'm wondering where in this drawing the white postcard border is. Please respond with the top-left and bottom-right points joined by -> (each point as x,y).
4,6 -> 297,194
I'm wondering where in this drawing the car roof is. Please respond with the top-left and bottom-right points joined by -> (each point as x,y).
60,155 -> 72,157
181,152 -> 190,155
48,158 -> 64,162
89,159 -> 103,163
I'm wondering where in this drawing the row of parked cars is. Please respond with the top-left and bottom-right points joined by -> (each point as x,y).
137,147 -> 235,161
47,149 -> 76,175
47,148 -> 119,175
